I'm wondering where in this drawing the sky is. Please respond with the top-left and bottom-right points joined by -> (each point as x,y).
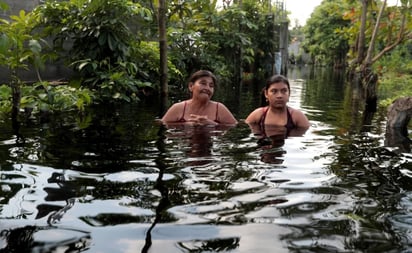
284,0 -> 323,26
285,0 -> 400,26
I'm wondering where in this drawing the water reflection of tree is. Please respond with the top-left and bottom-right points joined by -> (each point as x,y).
0,225 -> 90,252
163,124 -> 234,166
13,104 -> 161,173
141,124 -> 239,252
325,132 -> 410,251
141,124 -> 170,253
177,237 -> 240,252
248,123 -> 307,164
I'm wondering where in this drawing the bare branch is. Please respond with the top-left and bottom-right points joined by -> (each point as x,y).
371,9 -> 410,64
371,41 -> 400,63
364,0 -> 386,67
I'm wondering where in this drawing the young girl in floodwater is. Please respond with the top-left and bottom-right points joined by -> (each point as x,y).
245,74 -> 310,136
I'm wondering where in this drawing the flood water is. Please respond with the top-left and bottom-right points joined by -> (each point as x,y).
1,66 -> 411,253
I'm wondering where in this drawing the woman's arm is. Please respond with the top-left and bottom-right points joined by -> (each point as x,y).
216,102 -> 238,125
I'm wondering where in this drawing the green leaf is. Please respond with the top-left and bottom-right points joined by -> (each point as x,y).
29,39 -> 42,54
78,61 -> 89,70
0,34 -> 10,54
107,33 -> 115,50
98,32 -> 106,46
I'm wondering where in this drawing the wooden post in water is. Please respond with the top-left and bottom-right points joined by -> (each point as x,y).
273,0 -> 288,76
279,20 -> 289,76
277,0 -> 288,76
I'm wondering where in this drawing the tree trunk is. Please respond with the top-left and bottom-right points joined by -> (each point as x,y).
348,0 -> 385,120
158,0 -> 168,116
385,97 -> 412,153
355,0 -> 368,65
11,72 -> 21,128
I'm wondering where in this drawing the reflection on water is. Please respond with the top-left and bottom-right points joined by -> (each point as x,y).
0,66 -> 411,253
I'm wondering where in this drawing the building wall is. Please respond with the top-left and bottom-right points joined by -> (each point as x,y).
1,0 -> 40,19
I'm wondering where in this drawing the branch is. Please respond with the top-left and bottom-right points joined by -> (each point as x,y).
371,40 -> 400,63
371,8 -> 410,64
364,0 -> 386,67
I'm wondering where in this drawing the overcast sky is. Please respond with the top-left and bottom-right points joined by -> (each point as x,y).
284,0 -> 323,26
285,0 -> 401,26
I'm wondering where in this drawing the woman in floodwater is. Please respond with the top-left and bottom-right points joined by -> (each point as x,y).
161,70 -> 238,126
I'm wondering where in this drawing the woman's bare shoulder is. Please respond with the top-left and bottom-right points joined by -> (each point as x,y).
162,100 -> 188,122
169,100 -> 188,109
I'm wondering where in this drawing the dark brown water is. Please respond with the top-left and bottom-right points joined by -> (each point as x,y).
1,66 -> 411,253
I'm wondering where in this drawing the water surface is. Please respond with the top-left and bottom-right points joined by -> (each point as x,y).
1,66 -> 411,253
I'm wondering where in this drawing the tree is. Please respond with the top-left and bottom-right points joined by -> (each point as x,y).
344,0 -> 412,118
0,9 -> 46,124
158,0 -> 168,115
35,0 -> 153,103
302,0 -> 351,67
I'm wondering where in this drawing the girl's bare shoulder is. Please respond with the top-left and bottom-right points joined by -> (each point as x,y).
245,107 -> 265,123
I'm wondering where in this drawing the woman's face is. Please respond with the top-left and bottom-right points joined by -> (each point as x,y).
189,76 -> 215,101
264,82 -> 290,108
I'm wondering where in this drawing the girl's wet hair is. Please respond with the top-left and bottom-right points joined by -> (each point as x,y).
265,74 -> 290,91
260,74 -> 291,106
188,70 -> 218,87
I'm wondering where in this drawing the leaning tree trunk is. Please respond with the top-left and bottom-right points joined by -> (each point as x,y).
348,0 -> 386,127
360,0 -> 385,117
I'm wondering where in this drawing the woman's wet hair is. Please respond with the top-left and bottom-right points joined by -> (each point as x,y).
260,74 -> 290,106
188,70 -> 218,87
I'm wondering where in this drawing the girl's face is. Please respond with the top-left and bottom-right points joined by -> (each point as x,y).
264,82 -> 290,108
189,76 -> 215,100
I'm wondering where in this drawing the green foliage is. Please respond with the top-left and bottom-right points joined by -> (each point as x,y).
0,84 -> 12,117
0,82 -> 94,120
166,0 -> 244,82
0,1 -> 8,11
378,74 -> 412,108
0,2 -> 95,120
130,40 -> 182,91
21,82 -> 93,112
376,42 -> 412,107
166,0 -> 279,88
0,0 -> 297,113
341,0 -> 412,65
302,0 -> 351,66
35,0 -> 154,103
0,7 -> 55,120
0,10 -> 47,72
